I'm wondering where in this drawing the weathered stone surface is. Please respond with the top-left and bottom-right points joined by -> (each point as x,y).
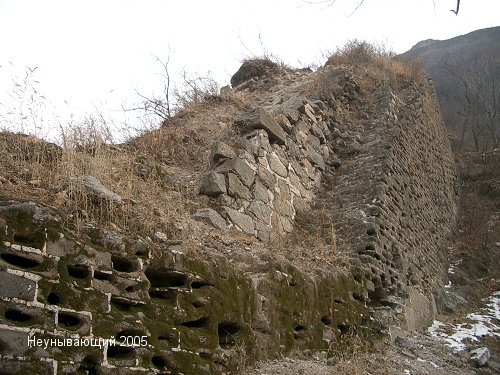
211,141 -> 236,165
74,175 -> 123,205
257,165 -> 277,190
300,103 -> 317,122
253,180 -> 270,203
200,171 -> 227,196
224,207 -> 254,235
254,221 -> 271,241
227,173 -> 252,200
0,271 -> 37,301
193,208 -> 227,230
273,195 -> 294,217
470,347 -> 490,368
247,200 -> 272,224
216,158 -> 255,187
235,108 -> 287,145
268,152 -> 288,177
240,129 -> 271,157
307,146 -> 326,171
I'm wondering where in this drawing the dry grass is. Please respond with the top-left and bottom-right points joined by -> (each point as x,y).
325,40 -> 426,88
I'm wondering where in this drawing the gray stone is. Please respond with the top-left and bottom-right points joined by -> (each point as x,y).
281,106 -> 300,124
292,195 -> 310,213
273,196 -> 294,217
307,147 -> 326,171
470,347 -> 490,368
254,221 -> 271,241
234,108 -> 287,145
76,175 -> 123,205
247,201 -> 272,224
211,142 -> 236,166
240,129 -> 270,157
300,103 -> 317,122
200,172 -> 227,196
216,158 -> 255,187
0,271 -> 37,301
257,166 -> 276,190
227,173 -> 252,200
193,208 -> 227,230
225,207 -> 254,235
253,180 -> 270,203
268,152 -> 288,177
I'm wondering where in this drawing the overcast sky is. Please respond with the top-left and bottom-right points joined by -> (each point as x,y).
0,0 -> 498,140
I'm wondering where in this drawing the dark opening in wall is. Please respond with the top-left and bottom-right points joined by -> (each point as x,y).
58,311 -> 83,329
338,324 -> 350,335
321,315 -> 332,325
151,355 -> 171,369
13,232 -> 44,249
148,288 -> 177,301
110,295 -> 145,310
157,333 -> 173,344
218,321 -> 241,346
47,292 -> 60,305
190,279 -> 212,289
0,252 -> 41,268
181,316 -> 209,328
111,255 -> 139,273
352,292 -> 364,302
94,270 -> 112,281
67,264 -> 90,279
79,355 -> 99,375
107,344 -> 134,358
5,308 -> 32,322
366,228 -> 377,236
334,298 -> 345,304
145,268 -> 188,288
293,324 -> 307,339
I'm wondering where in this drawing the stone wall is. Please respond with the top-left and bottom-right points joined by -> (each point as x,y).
0,64 -> 458,374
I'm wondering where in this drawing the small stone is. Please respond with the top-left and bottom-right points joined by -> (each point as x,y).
268,152 -> 288,177
224,207 -> 254,235
211,142 -> 236,166
199,172 -> 227,196
300,103 -> 317,123
227,173 -> 252,200
216,158 -> 255,187
234,108 -> 287,145
470,347 -> 490,368
193,208 -> 227,231
307,147 -> 326,171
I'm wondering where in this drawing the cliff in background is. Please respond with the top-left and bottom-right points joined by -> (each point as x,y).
0,47 -> 458,374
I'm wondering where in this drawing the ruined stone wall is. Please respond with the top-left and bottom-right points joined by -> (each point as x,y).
0,201 -> 367,374
0,65 -> 458,374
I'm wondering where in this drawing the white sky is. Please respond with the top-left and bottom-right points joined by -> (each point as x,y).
0,0 -> 498,140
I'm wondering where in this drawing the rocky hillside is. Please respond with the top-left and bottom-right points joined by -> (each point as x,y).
0,43 -> 476,374
401,26 -> 500,150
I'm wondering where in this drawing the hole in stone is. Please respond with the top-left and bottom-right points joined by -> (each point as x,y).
67,264 -> 90,279
111,254 -> 138,273
321,315 -> 332,325
125,285 -> 134,292
199,349 -> 211,359
334,299 -> 345,304
5,308 -> 32,322
151,355 -> 171,369
294,324 -> 307,332
191,297 -> 206,308
181,317 -> 209,328
288,279 -> 298,287
13,232 -> 43,249
190,279 -> 211,289
1,252 -> 41,268
47,292 -> 60,305
107,344 -> 134,358
352,292 -> 363,302
110,296 -> 145,310
218,321 -> 241,346
366,228 -> 376,236
338,324 -> 350,335
365,244 -> 375,251
58,311 -> 83,329
149,288 -> 177,301
94,270 -> 112,281
79,355 -> 99,375
145,268 -> 188,288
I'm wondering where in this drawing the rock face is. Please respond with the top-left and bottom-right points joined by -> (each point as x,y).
0,60 -> 458,374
